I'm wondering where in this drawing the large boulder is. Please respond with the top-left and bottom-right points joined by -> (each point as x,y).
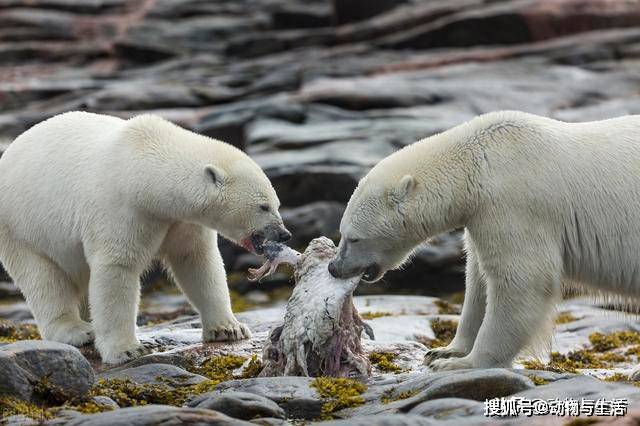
187,391 -> 286,420
0,340 -> 94,402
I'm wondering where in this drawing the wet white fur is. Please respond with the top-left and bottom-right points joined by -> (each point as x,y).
340,110 -> 640,372
0,112 -> 284,364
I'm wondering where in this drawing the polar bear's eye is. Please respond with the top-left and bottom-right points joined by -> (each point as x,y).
259,204 -> 270,212
348,238 -> 360,243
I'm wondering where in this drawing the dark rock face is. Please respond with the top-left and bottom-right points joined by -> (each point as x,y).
0,340 -> 94,401
187,391 -> 286,420
63,405 -> 254,426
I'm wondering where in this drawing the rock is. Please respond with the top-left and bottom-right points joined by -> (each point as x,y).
0,281 -> 21,298
281,201 -> 344,249
90,395 -> 119,409
98,364 -> 208,387
3,414 -> 39,425
331,0 -> 406,25
407,397 -> 483,418
64,405 -> 254,426
0,301 -> 33,321
214,377 -> 323,419
187,391 -> 286,420
0,340 -> 94,401
511,375 -> 640,401
319,414 -> 434,425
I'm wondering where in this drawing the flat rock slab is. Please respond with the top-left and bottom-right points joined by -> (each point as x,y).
407,397 -> 484,418
187,391 -> 286,420
63,405 -> 253,426
0,340 -> 94,401
511,375 -> 640,401
318,414 -> 435,426
214,377 -> 322,419
98,363 -> 208,387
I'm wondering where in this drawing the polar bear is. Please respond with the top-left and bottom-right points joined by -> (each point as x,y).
0,112 -> 291,364
328,110 -> 640,372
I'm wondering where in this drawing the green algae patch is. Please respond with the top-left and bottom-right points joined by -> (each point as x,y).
555,311 -> 581,324
0,396 -> 53,421
381,389 -> 419,404
311,377 -> 366,419
0,321 -> 40,343
434,300 -> 461,315
360,311 -> 393,320
418,318 -> 458,348
522,330 -> 640,374
589,331 -> 640,352
369,352 -> 402,373
240,354 -> 263,379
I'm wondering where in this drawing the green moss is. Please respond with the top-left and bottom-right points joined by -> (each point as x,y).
589,331 -> 640,352
0,321 -> 40,343
369,352 -> 402,373
310,377 -> 367,419
0,396 -> 53,420
360,311 -> 393,320
240,354 -> 263,379
555,311 -> 580,324
434,300 -> 460,315
196,354 -> 246,381
528,376 -> 549,386
417,319 -> 458,348
381,389 -> 419,404
230,291 -> 255,313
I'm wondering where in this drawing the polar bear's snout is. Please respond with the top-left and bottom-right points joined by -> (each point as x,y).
250,223 -> 291,254
328,255 -> 380,282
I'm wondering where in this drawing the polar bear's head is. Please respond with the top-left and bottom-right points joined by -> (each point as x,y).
328,171 -> 424,283
200,159 -> 291,254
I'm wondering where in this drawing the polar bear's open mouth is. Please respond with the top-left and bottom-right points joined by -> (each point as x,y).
249,232 -> 266,255
361,263 -> 381,282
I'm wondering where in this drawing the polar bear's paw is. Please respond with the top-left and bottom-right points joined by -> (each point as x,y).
45,320 -> 94,347
99,342 -> 153,365
203,320 -> 252,342
429,356 -> 475,371
423,346 -> 466,366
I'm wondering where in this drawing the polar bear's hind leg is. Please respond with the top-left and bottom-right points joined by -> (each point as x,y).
2,243 -> 93,346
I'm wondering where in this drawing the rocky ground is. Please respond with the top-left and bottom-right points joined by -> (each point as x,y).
2,282 -> 640,424
2,0 -> 640,423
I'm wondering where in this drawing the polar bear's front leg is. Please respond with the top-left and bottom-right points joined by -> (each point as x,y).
89,263 -> 150,364
163,224 -> 251,342
430,245 -> 561,371
425,242 -> 486,365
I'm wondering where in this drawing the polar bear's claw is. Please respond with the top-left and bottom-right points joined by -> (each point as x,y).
101,343 -> 152,365
424,346 -> 466,366
203,321 -> 252,342
429,356 -> 475,371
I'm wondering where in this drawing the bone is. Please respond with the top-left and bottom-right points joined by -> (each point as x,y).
247,241 -> 301,282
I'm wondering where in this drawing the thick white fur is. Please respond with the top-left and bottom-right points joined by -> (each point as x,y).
0,112 -> 285,364
337,110 -> 640,373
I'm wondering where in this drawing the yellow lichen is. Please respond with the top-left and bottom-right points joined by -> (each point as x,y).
381,389 -> 419,404
555,311 -> 580,324
528,376 -> 549,386
360,311 -> 393,320
0,396 -> 53,421
368,352 -> 402,374
240,354 -> 263,379
434,300 -> 460,315
230,291 -> 255,313
589,331 -> 640,352
195,354 -> 246,381
417,319 -> 458,348
0,321 -> 41,343
604,373 -> 630,382
310,377 -> 366,419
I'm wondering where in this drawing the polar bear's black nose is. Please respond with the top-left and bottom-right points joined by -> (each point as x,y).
278,229 -> 292,242
328,261 -> 339,278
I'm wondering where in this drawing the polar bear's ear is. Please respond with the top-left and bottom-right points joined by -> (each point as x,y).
205,165 -> 227,187
390,174 -> 416,203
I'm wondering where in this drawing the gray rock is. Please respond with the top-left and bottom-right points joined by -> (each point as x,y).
4,415 -> 39,426
407,398 -> 484,418
90,396 -> 119,409
0,340 -> 94,401
0,281 -> 21,298
187,391 -> 286,420
511,375 -> 640,401
98,363 -> 208,387
319,414 -> 434,426
214,377 -> 322,419
281,201 -> 345,250
64,405 -> 254,426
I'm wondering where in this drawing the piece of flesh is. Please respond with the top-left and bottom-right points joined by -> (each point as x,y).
256,237 -> 372,378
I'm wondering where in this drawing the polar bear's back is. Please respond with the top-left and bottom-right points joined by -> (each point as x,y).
0,112 -> 126,267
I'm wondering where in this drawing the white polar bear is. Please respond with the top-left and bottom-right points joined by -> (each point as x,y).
329,110 -> 640,373
0,111 -> 291,364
